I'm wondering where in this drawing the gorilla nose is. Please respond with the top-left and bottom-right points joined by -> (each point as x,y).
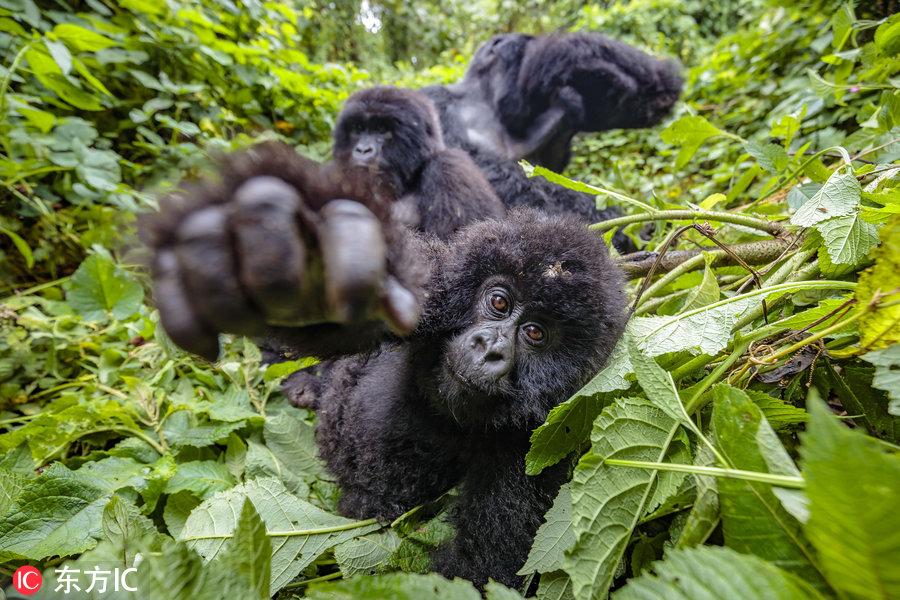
470,329 -> 514,379
353,143 -> 375,158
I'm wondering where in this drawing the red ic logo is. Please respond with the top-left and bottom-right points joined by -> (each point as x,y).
12,566 -> 42,595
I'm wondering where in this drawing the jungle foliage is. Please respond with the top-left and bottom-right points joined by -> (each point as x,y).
0,0 -> 898,599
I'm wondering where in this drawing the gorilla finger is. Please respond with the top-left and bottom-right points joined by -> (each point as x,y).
317,200 -> 387,323
153,250 -> 220,360
231,177 -> 306,321
380,276 -> 421,335
175,206 -> 264,335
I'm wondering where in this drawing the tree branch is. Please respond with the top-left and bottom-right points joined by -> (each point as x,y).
616,238 -> 792,279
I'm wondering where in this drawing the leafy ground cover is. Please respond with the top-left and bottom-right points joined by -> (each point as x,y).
0,1 -> 898,598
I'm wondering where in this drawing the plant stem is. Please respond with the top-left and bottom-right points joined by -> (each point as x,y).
618,238 -> 791,280
591,210 -> 785,236
604,459 -> 805,489
282,571 -> 342,590
180,517 -> 380,541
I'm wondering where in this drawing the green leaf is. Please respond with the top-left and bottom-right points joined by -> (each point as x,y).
0,464 -> 108,561
875,13 -> 900,55
334,530 -> 401,577
712,385 -> 826,587
0,226 -> 34,268
101,495 -> 158,562
180,477 -> 380,593
831,3 -> 855,50
519,483 -> 574,575
564,397 -> 689,600
526,392 -> 606,475
801,396 -> 900,598
790,169 -> 860,227
263,410 -> 326,480
263,357 -> 319,381
628,341 -> 689,424
612,546 -> 824,600
307,572 -> 481,599
536,571 -> 574,600
67,254 -> 143,321
856,217 -> 900,349
660,115 -> 730,168
52,23 -> 118,51
675,447 -> 719,548
165,460 -> 235,499
744,140 -> 788,174
485,581 -> 527,599
680,253 -> 719,311
164,491 -> 202,539
862,345 -> 900,415
216,499 -> 272,599
44,39 -> 72,74
744,389 -> 808,430
814,212 -> 879,266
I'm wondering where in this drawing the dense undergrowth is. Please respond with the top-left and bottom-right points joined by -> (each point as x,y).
0,1 -> 898,598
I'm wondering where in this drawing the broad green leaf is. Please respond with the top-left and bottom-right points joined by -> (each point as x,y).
790,169 -> 860,227
536,571 -> 574,600
101,495 -> 157,563
856,217 -> 900,349
180,477 -> 380,593
814,212 -> 879,266
526,392 -> 606,475
875,13 -> 900,55
612,546 -> 824,600
519,483 -> 574,575
245,438 -> 310,497
264,356 -> 319,381
52,23 -> 118,51
485,581 -> 527,599
67,254 -> 143,321
572,334 -> 632,393
334,530 -> 401,577
165,460 -> 235,499
660,115 -> 729,168
44,39 -> 72,74
831,3 -> 855,50
801,396 -> 900,599
564,397 -> 689,600
161,410 -> 244,449
0,468 -> 29,516
680,253 -> 719,311
0,226 -> 34,268
216,500 -> 272,599
0,464 -> 108,561
263,410 -> 326,480
862,345 -> 900,415
745,140 -> 788,174
744,389 -> 808,430
628,341 -> 686,423
712,385 -> 825,587
307,572 -> 481,599
164,491 -> 202,539
16,106 -> 56,132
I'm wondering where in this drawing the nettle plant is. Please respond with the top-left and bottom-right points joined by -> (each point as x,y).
0,1 -> 898,599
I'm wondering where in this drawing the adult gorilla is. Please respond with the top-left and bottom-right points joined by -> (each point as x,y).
423,32 -> 683,171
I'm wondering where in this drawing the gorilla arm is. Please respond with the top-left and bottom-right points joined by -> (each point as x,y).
141,142 -> 429,360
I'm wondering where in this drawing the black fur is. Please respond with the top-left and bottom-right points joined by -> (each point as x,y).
291,210 -> 627,587
333,86 -> 505,241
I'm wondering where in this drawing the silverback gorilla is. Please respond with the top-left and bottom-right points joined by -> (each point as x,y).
143,143 -> 627,587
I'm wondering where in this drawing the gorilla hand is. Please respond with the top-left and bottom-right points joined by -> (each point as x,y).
141,142 -> 422,360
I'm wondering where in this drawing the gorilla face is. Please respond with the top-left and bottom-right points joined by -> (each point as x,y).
333,87 -> 444,193
418,210 -> 627,431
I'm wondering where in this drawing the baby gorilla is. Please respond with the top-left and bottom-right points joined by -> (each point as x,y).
334,86 -> 504,240
143,144 -> 627,587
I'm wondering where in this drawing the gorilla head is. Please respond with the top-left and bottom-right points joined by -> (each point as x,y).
334,86 -> 444,193
418,209 -> 626,431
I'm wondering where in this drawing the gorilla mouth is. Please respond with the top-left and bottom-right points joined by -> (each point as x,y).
449,365 -> 514,399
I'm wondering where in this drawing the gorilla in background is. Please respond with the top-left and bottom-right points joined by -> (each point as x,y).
423,31 -> 683,171
142,143 -> 627,587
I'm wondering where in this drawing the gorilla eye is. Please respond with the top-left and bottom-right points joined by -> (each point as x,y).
488,291 -> 510,315
521,323 -> 546,345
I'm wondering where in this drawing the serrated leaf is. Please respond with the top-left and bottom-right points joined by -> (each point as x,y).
612,546 -> 824,600
744,389 -> 808,430
712,385 -> 826,587
856,217 -> 900,349
180,477 -> 380,593
526,392 -> 606,476
680,253 -> 719,310
801,396 -> 900,598
660,115 -> 728,168
215,499 -> 271,599
790,169 -> 860,227
334,530 -> 401,577
519,483 -> 574,575
0,464 -> 108,561
67,254 -> 143,321
628,341 -> 687,423
563,397 -> 689,600
306,572 -> 481,599
875,13 -> 900,55
536,571 -> 574,600
165,460 -> 235,499
862,345 -> 900,415
264,410 -> 326,480
814,212 -> 879,266
745,140 -> 788,174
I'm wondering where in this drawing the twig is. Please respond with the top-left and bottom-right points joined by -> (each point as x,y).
616,238 -> 791,279
592,209 -> 786,236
